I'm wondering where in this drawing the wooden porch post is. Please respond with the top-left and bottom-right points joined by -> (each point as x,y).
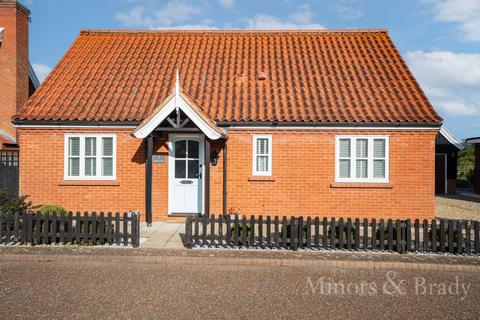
145,135 -> 153,225
205,139 -> 210,216
222,142 -> 227,216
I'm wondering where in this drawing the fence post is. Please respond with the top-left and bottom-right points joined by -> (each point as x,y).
371,219 -> 376,250
363,219 -> 368,249
35,212 -> 41,245
405,219 -> 411,252
414,219 -> 420,251
330,218 -> 336,249
83,212 -> 89,244
298,217 -> 303,249
387,219 -> 393,251
338,218 -> 344,250
114,212 -> 120,246
306,217 -> 311,249
43,213 -> 50,245
5,212 -> 11,244
457,220 -> 463,254
314,217 -> 320,249
210,214 -> 216,246
448,220 -> 454,253
249,215 -> 255,247
225,215 -> 231,246
185,215 -> 193,248
475,221 -> 479,254
14,212 -> 20,243
282,216 -> 288,248
354,218 -> 360,250
291,217 -> 298,251
194,215 -> 200,246
379,219 -> 385,251
274,216 -> 280,248
202,214 -> 208,246
346,218 -> 352,250
431,220 -> 437,253
465,221 -> 471,254
241,215 -> 247,247
99,213 -> 105,245
51,213 -> 57,244
92,212 -> 97,245
265,216 -> 271,247
22,213 -> 28,244
218,215 -> 223,247
258,215 -> 263,248
323,218 -> 329,249
59,212 -> 66,244
396,219 -> 402,253
234,215 -> 239,246
422,219 -> 428,252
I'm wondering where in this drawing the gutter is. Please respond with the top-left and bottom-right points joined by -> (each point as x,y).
216,121 -> 442,128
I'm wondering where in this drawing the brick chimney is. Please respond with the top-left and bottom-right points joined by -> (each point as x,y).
0,0 -> 30,143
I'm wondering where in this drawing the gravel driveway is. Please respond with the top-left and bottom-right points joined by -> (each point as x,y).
436,196 -> 480,221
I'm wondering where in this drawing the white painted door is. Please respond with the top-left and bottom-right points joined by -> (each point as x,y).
169,136 -> 203,214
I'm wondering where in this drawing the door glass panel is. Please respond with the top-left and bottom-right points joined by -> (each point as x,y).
175,160 -> 186,178
188,140 -> 199,158
175,140 -> 186,158
188,160 -> 199,178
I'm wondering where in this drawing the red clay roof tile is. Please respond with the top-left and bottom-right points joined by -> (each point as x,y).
16,29 -> 442,124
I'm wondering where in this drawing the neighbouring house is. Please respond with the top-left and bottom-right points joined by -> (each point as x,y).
14,29 -> 443,222
0,0 -> 38,196
465,137 -> 480,194
435,127 -> 464,195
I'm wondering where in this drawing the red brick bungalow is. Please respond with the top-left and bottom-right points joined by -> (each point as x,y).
13,30 -> 442,223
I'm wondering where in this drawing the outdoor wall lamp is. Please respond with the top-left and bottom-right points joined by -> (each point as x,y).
211,151 -> 219,166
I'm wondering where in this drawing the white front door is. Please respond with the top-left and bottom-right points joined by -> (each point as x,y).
168,135 -> 204,214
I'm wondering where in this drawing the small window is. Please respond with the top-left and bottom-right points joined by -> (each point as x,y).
335,136 -> 389,183
253,135 -> 272,176
64,134 -> 116,180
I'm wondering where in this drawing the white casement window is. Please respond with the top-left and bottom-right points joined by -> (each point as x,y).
252,135 -> 272,176
335,136 -> 389,183
64,134 -> 116,180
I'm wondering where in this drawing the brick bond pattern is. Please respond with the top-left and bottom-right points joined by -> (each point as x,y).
19,128 -> 436,221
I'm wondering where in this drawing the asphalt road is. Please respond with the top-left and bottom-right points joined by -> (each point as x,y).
0,257 -> 479,319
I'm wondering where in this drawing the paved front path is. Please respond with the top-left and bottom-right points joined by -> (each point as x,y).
140,222 -> 185,249
436,195 -> 480,221
0,247 -> 479,319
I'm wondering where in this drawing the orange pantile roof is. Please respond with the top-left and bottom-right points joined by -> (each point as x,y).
16,29 -> 442,124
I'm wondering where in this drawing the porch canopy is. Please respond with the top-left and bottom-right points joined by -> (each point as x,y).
133,72 -> 226,224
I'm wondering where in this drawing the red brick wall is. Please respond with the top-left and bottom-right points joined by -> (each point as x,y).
0,1 -> 30,139
18,128 -> 437,221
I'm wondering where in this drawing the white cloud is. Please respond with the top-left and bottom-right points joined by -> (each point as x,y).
330,0 -> 363,20
115,0 -> 203,29
405,50 -> 480,116
425,0 -> 480,42
218,0 -> 234,9
32,63 -> 52,83
243,5 -> 325,30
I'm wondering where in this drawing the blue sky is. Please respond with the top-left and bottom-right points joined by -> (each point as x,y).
25,0 -> 480,139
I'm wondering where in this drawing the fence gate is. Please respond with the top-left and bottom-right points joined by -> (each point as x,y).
0,150 -> 19,197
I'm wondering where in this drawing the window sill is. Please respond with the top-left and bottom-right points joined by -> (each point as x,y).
248,176 -> 276,182
330,182 -> 393,189
59,180 -> 120,186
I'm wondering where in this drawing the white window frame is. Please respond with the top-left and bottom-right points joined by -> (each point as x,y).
252,134 -> 272,176
335,135 -> 389,183
64,134 -> 117,180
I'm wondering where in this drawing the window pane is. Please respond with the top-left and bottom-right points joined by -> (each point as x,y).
356,159 -> 368,178
339,139 -> 350,158
102,137 -> 113,156
85,137 -> 96,157
175,160 -> 186,178
373,139 -> 385,158
69,137 -> 80,156
188,140 -> 199,158
188,160 -> 199,178
85,158 -> 96,176
102,158 -> 113,176
175,140 -> 186,158
339,159 -> 350,178
256,138 -> 268,155
69,158 -> 80,176
356,139 -> 368,158
373,160 -> 385,178
256,155 -> 268,172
